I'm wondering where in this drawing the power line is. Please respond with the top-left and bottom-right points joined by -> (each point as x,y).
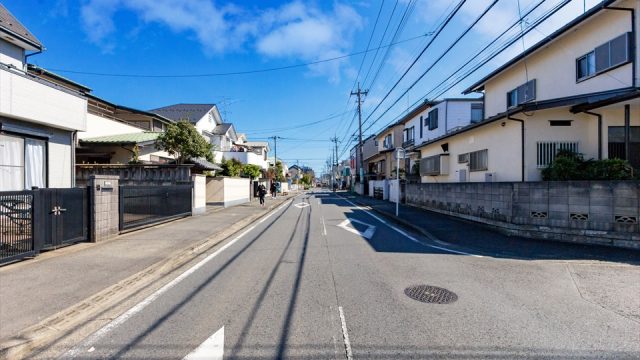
45,33 -> 433,79
362,0 -> 499,135
360,0 -> 466,129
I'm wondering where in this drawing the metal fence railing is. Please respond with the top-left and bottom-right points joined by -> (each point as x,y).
0,191 -> 35,264
119,185 -> 192,230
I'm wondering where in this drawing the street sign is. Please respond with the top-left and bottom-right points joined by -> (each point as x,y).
393,147 -> 406,160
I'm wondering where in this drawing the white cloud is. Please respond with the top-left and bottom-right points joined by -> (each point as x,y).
255,2 -> 363,83
79,0 -> 362,81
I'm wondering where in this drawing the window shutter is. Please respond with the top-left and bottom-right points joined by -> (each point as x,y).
595,42 -> 610,72
609,32 -> 630,67
420,116 -> 423,138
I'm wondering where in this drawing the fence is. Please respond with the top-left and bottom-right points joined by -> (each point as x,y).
119,184 -> 192,230
0,191 -> 35,264
406,181 -> 640,249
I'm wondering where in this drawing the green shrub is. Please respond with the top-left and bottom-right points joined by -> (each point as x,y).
542,150 -> 634,181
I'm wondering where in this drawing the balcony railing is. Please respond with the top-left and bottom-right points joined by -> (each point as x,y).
402,139 -> 415,148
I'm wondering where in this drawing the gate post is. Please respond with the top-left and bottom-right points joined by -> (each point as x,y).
192,174 -> 206,215
88,175 -> 120,242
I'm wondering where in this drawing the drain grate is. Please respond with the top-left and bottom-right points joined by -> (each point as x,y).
404,285 -> 458,304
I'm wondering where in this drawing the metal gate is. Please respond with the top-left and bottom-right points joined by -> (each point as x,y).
1,187 -> 89,265
119,185 -> 192,231
38,188 -> 89,249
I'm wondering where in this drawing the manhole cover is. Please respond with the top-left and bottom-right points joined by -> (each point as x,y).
404,285 -> 458,304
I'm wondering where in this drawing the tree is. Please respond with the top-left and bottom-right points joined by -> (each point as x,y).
221,158 -> 244,177
275,161 -> 285,182
300,174 -> 312,186
155,120 -> 213,164
242,164 -> 262,180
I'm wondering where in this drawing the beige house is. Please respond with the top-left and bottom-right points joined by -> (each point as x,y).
367,122 -> 404,180
417,0 -> 639,183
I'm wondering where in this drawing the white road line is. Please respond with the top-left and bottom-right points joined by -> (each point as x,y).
183,326 -> 224,360
64,200 -> 293,358
339,197 -> 482,258
338,307 -> 353,360
322,216 -> 327,236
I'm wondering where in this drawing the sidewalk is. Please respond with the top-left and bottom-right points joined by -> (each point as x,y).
0,194 -> 296,341
345,192 -> 640,264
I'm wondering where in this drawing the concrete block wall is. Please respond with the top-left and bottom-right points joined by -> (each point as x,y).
406,181 -> 640,249
192,174 -> 206,215
88,175 -> 119,242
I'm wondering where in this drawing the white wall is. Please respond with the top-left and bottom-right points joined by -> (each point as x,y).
0,40 -> 24,69
192,174 -> 206,215
222,177 -> 250,207
0,67 -> 87,131
484,7 -> 635,117
79,113 -> 142,139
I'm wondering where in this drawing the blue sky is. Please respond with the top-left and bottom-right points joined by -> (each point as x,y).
5,0 -> 599,173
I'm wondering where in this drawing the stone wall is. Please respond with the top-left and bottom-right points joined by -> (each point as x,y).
88,175 -> 119,242
77,164 -> 192,187
406,181 -> 640,249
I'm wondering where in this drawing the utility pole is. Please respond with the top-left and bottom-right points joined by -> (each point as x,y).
331,137 -> 339,191
269,136 -> 281,179
351,82 -> 368,187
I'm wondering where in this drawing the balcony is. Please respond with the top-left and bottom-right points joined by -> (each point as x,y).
402,139 -> 415,148
214,150 -> 269,169
0,64 -> 87,131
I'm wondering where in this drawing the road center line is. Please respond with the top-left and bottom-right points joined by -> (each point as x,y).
338,306 -> 353,360
339,196 -> 482,258
64,199 -> 294,358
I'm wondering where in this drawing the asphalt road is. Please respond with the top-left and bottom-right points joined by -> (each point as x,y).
56,191 -> 640,359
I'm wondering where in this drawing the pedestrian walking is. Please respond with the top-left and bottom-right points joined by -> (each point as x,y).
258,184 -> 267,207
270,182 -> 277,199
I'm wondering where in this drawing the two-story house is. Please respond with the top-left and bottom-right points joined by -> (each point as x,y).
417,0 -> 639,183
0,4 -> 87,190
400,98 -> 482,176
367,122 -> 404,180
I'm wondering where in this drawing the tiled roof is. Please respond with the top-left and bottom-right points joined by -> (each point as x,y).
80,132 -> 161,145
188,157 -> 222,171
0,4 -> 43,50
150,104 -> 215,124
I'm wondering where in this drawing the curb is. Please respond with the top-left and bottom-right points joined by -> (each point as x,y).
0,195 -> 298,360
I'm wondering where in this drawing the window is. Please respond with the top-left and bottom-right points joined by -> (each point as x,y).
419,116 -> 423,138
507,80 -> 536,108
403,127 -> 415,144
458,153 -> 469,164
470,104 -> 483,123
383,134 -> 392,149
420,155 -> 440,176
0,134 -> 46,190
427,108 -> 438,130
536,141 -> 579,168
576,51 -> 596,80
469,149 -> 488,172
152,120 -> 164,132
577,33 -> 631,81
608,126 -> 640,168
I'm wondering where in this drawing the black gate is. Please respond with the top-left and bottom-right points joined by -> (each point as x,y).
0,191 -> 35,264
38,188 -> 89,249
1,187 -> 89,265
119,185 -> 192,231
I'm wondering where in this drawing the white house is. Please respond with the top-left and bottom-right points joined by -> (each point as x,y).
0,4 -> 87,190
400,98 -> 482,175
417,0 -> 639,183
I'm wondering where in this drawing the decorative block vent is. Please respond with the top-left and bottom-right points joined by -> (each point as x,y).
614,215 -> 638,224
569,213 -> 589,221
530,211 -> 548,218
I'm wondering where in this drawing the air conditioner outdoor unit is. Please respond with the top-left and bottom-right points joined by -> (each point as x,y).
485,173 -> 495,182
